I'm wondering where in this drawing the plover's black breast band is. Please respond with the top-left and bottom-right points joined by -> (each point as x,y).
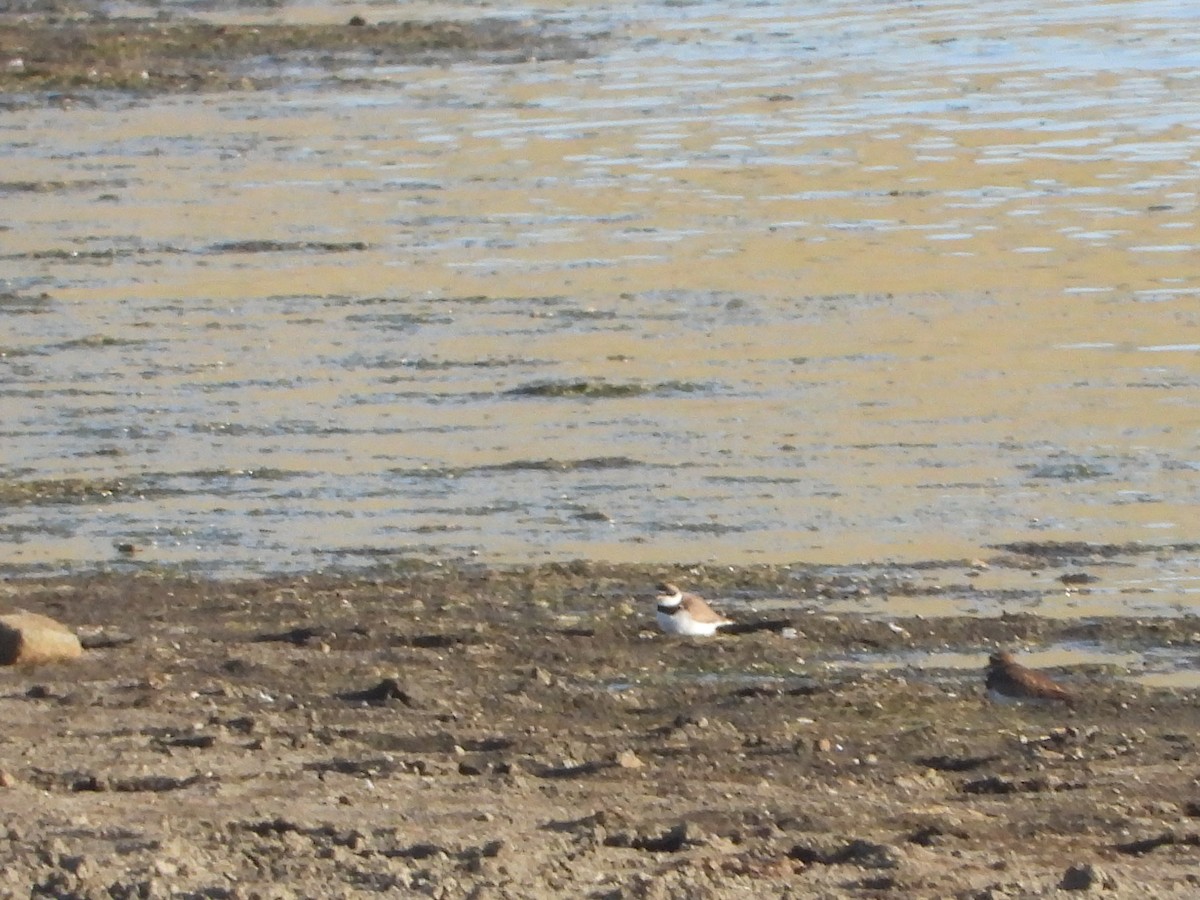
657,604 -> 682,616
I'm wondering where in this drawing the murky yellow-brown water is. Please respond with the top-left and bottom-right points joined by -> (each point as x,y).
3,0 -> 1199,610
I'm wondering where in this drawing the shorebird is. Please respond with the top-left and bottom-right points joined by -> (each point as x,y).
985,651 -> 1075,706
654,582 -> 733,636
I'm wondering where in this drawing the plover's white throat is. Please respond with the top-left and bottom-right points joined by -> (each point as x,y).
985,651 -> 1075,706
655,582 -> 733,636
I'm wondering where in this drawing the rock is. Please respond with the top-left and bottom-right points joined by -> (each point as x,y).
1059,572 -> 1098,586
962,774 -> 1062,795
337,678 -> 416,706
789,837 -> 904,869
1060,862 -> 1113,891
0,612 -> 82,666
894,770 -> 949,792
605,822 -> 692,852
615,750 -> 644,769
254,626 -> 332,646
77,629 -> 134,650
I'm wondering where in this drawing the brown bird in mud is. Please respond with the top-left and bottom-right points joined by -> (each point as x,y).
985,651 -> 1075,706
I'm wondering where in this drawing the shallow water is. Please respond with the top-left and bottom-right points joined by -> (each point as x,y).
3,0 -> 1200,605
842,643 -> 1200,688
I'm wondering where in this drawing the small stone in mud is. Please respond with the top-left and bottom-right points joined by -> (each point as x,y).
161,734 -> 217,750
254,625 -> 334,646
574,509 -> 612,522
789,837 -> 903,869
1060,862 -> 1113,891
606,822 -> 692,853
0,612 -> 82,666
338,678 -> 416,706
615,750 -> 644,769
78,629 -> 135,650
72,774 -> 107,792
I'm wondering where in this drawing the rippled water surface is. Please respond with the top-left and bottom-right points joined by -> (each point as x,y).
3,0 -> 1200,605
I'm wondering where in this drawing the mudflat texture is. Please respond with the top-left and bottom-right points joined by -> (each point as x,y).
0,17 -> 584,93
2,565 -> 1199,898
3,3 -> 1200,896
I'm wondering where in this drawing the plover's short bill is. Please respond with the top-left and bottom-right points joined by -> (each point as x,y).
985,651 -> 1075,706
655,582 -> 733,636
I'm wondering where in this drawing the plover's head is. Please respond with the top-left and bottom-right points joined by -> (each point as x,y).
655,582 -> 683,606
988,651 -> 1015,669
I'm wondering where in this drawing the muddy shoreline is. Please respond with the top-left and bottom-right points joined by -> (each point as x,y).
5,2 -> 1200,894
0,14 -> 587,97
3,562 -> 1200,897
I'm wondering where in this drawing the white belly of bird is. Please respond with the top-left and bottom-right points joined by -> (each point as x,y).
658,608 -> 722,636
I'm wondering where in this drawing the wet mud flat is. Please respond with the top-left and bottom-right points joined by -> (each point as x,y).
4,560 -> 1200,898
4,1 -> 1200,895
0,12 -> 587,98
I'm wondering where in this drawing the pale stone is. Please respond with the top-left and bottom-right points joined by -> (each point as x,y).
615,750 -> 644,769
0,612 -> 83,666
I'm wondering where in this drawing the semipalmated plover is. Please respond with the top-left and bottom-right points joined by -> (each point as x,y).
985,651 -> 1075,706
655,582 -> 733,636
